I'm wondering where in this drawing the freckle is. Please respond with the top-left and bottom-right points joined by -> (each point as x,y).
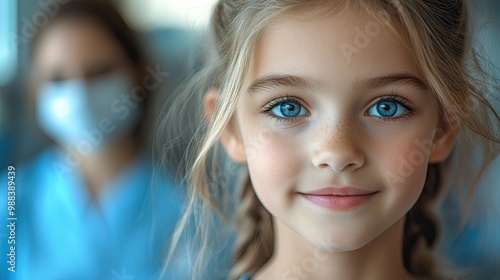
314,129 -> 328,143
316,118 -> 354,144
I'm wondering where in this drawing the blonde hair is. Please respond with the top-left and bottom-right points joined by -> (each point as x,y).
157,0 -> 500,279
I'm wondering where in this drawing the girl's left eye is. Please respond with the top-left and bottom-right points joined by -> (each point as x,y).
270,101 -> 308,118
367,99 -> 408,119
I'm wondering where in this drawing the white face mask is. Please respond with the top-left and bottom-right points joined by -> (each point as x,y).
36,73 -> 142,155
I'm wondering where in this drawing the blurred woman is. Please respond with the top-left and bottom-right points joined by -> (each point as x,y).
0,1 -> 188,279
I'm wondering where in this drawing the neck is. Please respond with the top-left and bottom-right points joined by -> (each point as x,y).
254,217 -> 415,280
73,136 -> 140,198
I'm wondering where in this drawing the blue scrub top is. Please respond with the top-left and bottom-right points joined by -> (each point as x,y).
0,146 -> 189,280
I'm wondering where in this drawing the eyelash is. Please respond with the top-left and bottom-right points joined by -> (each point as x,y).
368,94 -> 417,122
261,95 -> 308,123
261,94 -> 417,123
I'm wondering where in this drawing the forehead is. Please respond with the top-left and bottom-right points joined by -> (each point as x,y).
246,7 -> 419,90
33,18 -> 128,74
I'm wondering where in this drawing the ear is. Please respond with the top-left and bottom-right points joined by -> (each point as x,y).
204,89 -> 247,163
428,118 -> 460,163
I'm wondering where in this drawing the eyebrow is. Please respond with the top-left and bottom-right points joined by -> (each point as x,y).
360,73 -> 428,91
247,74 -> 315,95
246,73 -> 428,94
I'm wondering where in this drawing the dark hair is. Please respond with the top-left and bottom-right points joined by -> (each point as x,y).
30,0 -> 152,145
31,0 -> 144,66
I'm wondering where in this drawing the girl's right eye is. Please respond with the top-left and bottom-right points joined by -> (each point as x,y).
266,98 -> 309,119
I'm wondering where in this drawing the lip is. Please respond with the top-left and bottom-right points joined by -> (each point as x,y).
299,187 -> 378,211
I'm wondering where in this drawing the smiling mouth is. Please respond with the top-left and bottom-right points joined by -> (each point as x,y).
298,187 -> 378,211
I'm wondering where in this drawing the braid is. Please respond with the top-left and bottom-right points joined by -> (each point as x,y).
403,163 -> 441,277
231,171 -> 274,279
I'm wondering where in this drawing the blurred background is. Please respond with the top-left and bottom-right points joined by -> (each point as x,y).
0,0 -> 498,279
0,1 -> 233,280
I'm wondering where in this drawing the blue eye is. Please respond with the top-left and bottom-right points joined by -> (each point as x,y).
271,101 -> 308,118
367,100 -> 408,118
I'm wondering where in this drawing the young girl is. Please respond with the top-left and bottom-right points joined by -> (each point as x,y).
159,0 -> 500,279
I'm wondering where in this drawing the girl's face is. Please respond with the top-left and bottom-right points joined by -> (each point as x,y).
221,9 -> 456,251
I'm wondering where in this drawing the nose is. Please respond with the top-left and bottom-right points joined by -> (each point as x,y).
311,118 -> 365,172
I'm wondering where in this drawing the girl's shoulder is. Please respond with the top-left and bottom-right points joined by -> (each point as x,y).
239,273 -> 255,280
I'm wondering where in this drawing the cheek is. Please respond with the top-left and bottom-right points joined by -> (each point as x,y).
375,131 -> 433,209
243,127 -> 304,208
